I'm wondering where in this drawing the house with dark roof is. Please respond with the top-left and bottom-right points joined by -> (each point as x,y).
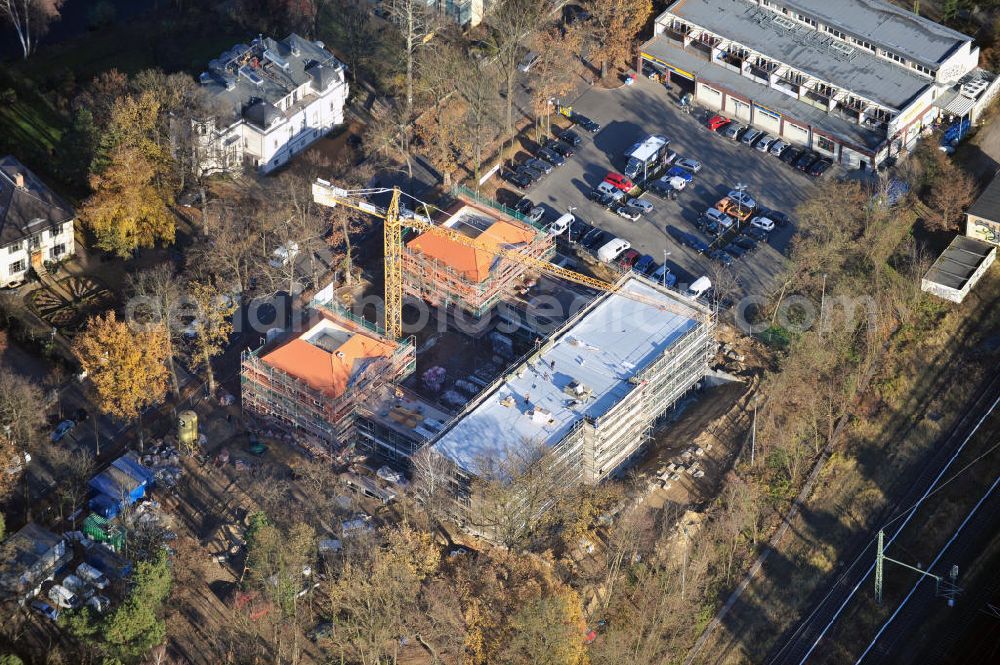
966,169 -> 1000,247
0,156 -> 76,288
193,34 -> 349,174
0,523 -> 70,600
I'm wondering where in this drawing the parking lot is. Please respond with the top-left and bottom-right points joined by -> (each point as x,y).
502,75 -> 824,297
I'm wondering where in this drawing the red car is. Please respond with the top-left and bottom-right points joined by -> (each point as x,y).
617,249 -> 641,269
707,114 -> 731,131
603,172 -> 634,192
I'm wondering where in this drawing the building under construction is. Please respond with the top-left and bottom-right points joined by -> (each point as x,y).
402,196 -> 555,319
240,297 -> 416,451
428,275 -> 715,490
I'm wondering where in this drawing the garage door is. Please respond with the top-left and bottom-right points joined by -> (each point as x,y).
726,97 -> 751,121
697,83 -> 723,111
753,105 -> 781,133
783,121 -> 809,145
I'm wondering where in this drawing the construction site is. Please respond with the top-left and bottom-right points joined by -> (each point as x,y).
240,184 -> 718,514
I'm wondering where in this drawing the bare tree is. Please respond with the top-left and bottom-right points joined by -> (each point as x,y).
367,103 -> 415,180
486,0 -> 547,143
384,0 -> 436,118
0,0 -> 63,59
409,445 -> 456,531
127,265 -> 185,398
926,154 -> 976,232
457,57 -> 501,184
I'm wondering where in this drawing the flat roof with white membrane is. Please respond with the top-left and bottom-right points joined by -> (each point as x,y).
429,278 -> 700,474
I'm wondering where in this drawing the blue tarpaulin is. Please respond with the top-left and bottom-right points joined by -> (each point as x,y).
111,452 -> 154,487
88,494 -> 120,519
88,466 -> 146,504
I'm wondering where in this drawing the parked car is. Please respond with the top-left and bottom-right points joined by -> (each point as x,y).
633,254 -> 655,274
723,243 -> 745,259
617,249 -> 642,269
588,189 -> 615,206
703,207 -> 734,230
721,123 -> 745,140
557,129 -> 582,146
48,584 -> 81,609
665,165 -> 693,182
571,113 -> 601,133
580,227 -> 606,249
745,226 -> 769,242
76,562 -> 110,590
597,238 -> 630,263
669,229 -> 709,253
61,574 -> 93,599
517,165 -> 543,182
545,139 -> 574,157
756,207 -> 791,227
709,249 -> 734,266
616,205 -> 643,221
794,151 -> 819,171
651,263 -> 678,287
780,146 -> 803,166
808,157 -> 833,177
547,212 -> 574,235
707,114 -> 730,131
537,147 -> 566,166
734,236 -> 757,252
526,205 -> 545,223
696,216 -> 720,236
627,198 -> 654,214
86,595 -> 111,614
518,51 -> 540,73
769,139 -> 790,156
30,599 -> 59,621
568,219 -> 595,242
751,216 -> 776,231
675,157 -> 702,173
596,181 -> 626,202
740,127 -> 763,146
515,198 -> 535,215
727,190 -> 757,210
525,158 -> 552,174
51,420 -> 75,443
502,169 -> 532,189
754,134 -> 776,152
603,172 -> 634,191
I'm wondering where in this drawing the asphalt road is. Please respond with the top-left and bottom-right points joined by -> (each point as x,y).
500,74 -> 824,296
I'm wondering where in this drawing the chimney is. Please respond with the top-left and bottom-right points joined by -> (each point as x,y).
14,172 -> 25,188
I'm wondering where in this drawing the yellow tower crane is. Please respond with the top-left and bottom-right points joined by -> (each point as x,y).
312,180 -> 707,340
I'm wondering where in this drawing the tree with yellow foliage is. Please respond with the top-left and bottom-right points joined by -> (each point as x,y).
585,0 -> 654,78
81,145 -> 175,257
72,312 -> 169,444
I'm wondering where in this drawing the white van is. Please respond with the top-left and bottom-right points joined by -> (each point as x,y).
48,584 -> 80,609
548,213 -> 574,236
687,276 -> 712,298
597,238 -> 630,263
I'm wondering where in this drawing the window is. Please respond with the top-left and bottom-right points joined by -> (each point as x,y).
825,26 -> 845,39
8,241 -> 22,253
50,244 -> 66,259
28,235 -> 41,250
817,136 -> 835,152
9,259 -> 25,275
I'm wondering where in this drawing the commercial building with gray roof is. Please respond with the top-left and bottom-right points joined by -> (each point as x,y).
641,0 -> 990,169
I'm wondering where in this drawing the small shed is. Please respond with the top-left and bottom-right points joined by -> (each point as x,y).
921,236 -> 996,303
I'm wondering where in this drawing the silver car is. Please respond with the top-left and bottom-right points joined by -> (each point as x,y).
675,157 -> 702,173
754,134 -> 776,152
769,139 -> 789,156
740,128 -> 763,146
722,123 -> 745,140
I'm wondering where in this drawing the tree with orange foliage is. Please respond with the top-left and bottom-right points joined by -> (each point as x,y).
926,152 -> 976,232
585,0 -> 654,78
72,312 -> 169,445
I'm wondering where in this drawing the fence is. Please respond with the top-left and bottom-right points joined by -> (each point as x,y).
450,184 -> 548,233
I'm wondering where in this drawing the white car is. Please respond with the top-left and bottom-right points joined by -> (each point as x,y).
754,135 -> 776,152
727,190 -> 757,210
703,207 -> 734,230
616,205 -> 643,221
675,157 -> 702,173
48,584 -> 80,609
76,562 -> 110,590
61,574 -> 93,599
751,216 -> 776,231
86,595 -> 111,613
626,198 -> 654,214
769,139 -> 789,156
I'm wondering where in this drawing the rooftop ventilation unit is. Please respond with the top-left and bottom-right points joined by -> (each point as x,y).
239,65 -> 264,86
830,41 -> 856,59
263,48 -> 290,70
960,79 -> 989,99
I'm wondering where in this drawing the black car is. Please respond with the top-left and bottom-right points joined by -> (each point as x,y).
745,226 -> 769,242
588,189 -> 615,206
780,147 -> 803,166
557,129 -> 582,146
734,236 -> 757,252
537,147 -> 565,166
579,227 -> 604,248
567,219 -> 595,243
502,170 -> 531,189
571,113 -> 601,133
583,229 -> 612,250
696,218 -> 720,236
563,3 -> 590,24
795,151 -> 819,171
515,198 -> 534,215
808,157 -> 833,177
709,249 -> 734,266
723,243 -> 745,259
517,165 -> 543,183
686,235 -> 710,253
545,139 -> 574,157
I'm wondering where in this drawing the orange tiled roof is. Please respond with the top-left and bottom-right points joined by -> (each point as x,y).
262,333 -> 395,398
405,220 -> 537,283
